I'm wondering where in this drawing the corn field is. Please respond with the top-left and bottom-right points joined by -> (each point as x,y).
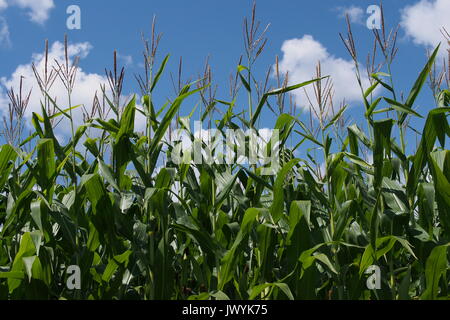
0,7 -> 449,300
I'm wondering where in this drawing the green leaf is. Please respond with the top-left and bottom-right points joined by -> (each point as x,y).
365,97 -> 382,118
151,54 -> 170,92
407,108 -> 450,199
102,250 -> 132,283
250,77 -> 326,127
98,158 -> 120,192
373,119 -> 393,190
8,232 -> 38,292
237,65 -> 251,92
421,244 -> 449,300
401,44 -> 440,124
36,139 -> 56,193
360,236 -> 416,276
0,144 -> 17,189
113,96 -> 136,189
270,159 -> 300,223
299,244 -> 338,276
324,105 -> 347,130
384,97 -> 423,123
248,282 -> 294,300
219,208 -> 260,290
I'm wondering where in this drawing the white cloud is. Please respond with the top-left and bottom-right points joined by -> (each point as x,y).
9,0 -> 54,24
277,35 -> 372,114
336,6 -> 364,24
118,54 -> 133,67
0,40 -> 149,146
0,0 -> 7,11
0,0 -> 55,47
401,0 -> 450,53
0,41 -> 109,136
0,16 -> 10,46
0,0 -> 8,47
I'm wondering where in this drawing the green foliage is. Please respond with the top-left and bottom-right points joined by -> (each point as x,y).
0,24 -> 449,301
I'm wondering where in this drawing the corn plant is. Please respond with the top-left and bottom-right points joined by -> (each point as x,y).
0,6 -> 449,300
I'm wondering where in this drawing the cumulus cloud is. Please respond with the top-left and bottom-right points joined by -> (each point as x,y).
9,0 -> 54,24
0,16 -> 10,46
0,0 -> 55,47
118,54 -> 133,67
277,35 -> 373,114
401,0 -> 450,53
0,40 -> 149,144
0,0 -> 7,11
336,6 -> 364,24
0,0 -> 8,46
0,41 -> 108,136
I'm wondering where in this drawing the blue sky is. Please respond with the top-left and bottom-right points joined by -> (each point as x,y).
0,0 -> 448,155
